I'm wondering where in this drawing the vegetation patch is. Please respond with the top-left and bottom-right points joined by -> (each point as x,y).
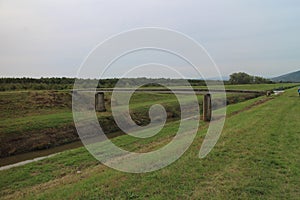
1,84 -> 297,158
0,88 -> 299,199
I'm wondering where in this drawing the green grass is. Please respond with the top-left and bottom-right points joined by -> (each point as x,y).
0,112 -> 73,135
1,88 -> 299,199
1,83 -> 296,130
193,83 -> 299,91
224,83 -> 298,91
0,90 -> 72,118
0,91 -> 253,137
0,85 -> 296,157
0,92 -> 185,136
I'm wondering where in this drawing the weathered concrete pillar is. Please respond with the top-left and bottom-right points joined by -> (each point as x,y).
95,92 -> 106,112
203,93 -> 212,122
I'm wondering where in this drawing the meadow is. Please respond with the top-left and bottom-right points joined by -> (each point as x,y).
0,83 -> 297,158
0,86 -> 299,199
0,83 -> 279,158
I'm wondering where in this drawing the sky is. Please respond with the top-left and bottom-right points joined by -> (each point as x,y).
0,0 -> 299,79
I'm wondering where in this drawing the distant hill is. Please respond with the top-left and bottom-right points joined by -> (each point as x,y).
271,70 -> 300,82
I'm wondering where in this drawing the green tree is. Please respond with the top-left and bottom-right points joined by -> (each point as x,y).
253,76 -> 273,84
229,72 -> 253,84
229,72 -> 273,84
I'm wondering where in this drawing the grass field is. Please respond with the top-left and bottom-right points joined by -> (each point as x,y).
0,83 -> 297,157
1,83 -> 295,134
0,87 -> 299,199
0,91 -> 183,157
195,83 -> 298,91
129,83 -> 298,91
225,83 -> 298,90
0,86 -> 263,157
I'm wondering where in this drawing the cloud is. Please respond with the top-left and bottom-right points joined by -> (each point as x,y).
0,0 -> 299,78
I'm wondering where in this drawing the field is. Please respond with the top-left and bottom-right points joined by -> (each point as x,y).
1,83 -> 280,158
225,83 -> 297,90
0,86 -> 299,199
0,83 -> 297,158
194,83 -> 298,91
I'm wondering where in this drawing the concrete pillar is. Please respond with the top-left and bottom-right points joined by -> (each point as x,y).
203,93 -> 212,122
95,92 -> 106,112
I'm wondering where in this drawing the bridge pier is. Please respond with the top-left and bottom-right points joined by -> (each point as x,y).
95,92 -> 106,112
203,93 -> 212,121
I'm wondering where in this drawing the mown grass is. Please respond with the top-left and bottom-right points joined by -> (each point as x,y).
0,91 -> 227,133
0,92 -> 184,136
0,90 -> 72,118
0,91 -> 256,138
225,83 -> 298,91
0,91 -> 186,157
194,83 -> 298,91
0,112 -> 73,135
1,83 -> 295,135
0,84 -> 297,157
1,88 -> 299,199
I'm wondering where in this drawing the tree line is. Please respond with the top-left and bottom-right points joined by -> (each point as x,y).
229,72 -> 273,84
0,73 -> 272,91
0,77 -> 75,91
0,77 -> 208,91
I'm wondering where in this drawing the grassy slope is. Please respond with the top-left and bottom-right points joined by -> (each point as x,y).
224,83 -> 298,91
1,88 -> 299,199
0,91 -> 193,132
0,90 -> 72,134
1,83 -> 296,136
0,92 -> 257,137
0,92 -> 185,157
192,83 -> 298,91
1,83 -> 296,133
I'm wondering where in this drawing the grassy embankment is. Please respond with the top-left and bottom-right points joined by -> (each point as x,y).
0,91 -> 184,157
0,83 -> 297,157
195,83 -> 298,91
0,87 -> 299,199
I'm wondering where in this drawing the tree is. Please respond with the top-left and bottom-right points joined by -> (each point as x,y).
229,72 -> 253,84
253,76 -> 273,84
229,72 -> 273,84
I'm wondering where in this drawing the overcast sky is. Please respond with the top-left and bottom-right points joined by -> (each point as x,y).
0,0 -> 299,78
